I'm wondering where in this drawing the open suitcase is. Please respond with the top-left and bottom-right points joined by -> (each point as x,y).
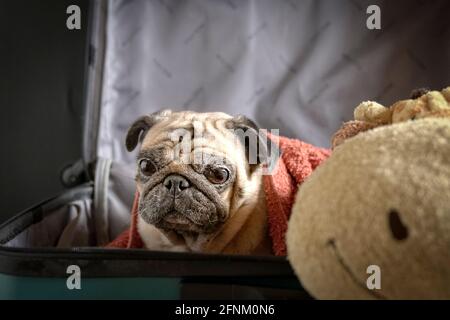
0,0 -> 311,300
2,0 -> 449,300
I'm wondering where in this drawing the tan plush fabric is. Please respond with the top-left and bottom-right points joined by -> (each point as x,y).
287,118 -> 450,299
332,86 -> 450,148
391,89 -> 450,122
353,101 -> 392,124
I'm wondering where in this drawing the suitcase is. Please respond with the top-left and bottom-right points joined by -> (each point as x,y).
0,0 -> 311,300
2,0 -> 447,300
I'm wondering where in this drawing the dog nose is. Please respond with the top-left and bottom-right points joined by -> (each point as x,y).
163,174 -> 190,196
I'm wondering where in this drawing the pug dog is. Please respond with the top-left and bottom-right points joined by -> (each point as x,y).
125,110 -> 273,255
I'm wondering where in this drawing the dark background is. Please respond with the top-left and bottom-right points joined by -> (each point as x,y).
0,0 -> 89,222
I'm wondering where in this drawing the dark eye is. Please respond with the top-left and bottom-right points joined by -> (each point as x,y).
205,167 -> 230,184
139,159 -> 157,176
388,209 -> 409,241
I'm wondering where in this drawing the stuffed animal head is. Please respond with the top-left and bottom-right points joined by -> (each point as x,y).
332,86 -> 450,148
287,87 -> 450,299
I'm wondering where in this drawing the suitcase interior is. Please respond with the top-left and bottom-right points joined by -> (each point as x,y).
0,0 -> 310,299
2,0 -> 448,300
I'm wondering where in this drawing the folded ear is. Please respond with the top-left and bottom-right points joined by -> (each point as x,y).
226,115 -> 274,169
125,109 -> 172,152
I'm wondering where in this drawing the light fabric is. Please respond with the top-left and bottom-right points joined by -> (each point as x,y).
4,162 -> 135,248
98,0 -> 450,165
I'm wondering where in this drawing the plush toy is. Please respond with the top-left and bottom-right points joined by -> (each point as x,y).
287,86 -> 450,299
332,86 -> 450,148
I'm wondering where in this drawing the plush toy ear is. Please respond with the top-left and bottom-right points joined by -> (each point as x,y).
125,109 -> 172,152
226,115 -> 275,170
331,120 -> 379,149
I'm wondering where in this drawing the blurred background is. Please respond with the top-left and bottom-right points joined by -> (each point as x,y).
1,0 -> 449,223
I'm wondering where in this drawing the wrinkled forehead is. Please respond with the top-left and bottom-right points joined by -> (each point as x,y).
140,112 -> 244,163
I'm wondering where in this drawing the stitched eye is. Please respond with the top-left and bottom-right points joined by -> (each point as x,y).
139,159 -> 157,176
204,167 -> 230,184
388,209 -> 409,241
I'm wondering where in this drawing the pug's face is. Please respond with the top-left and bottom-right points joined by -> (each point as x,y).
137,149 -> 234,235
125,110 -> 268,238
